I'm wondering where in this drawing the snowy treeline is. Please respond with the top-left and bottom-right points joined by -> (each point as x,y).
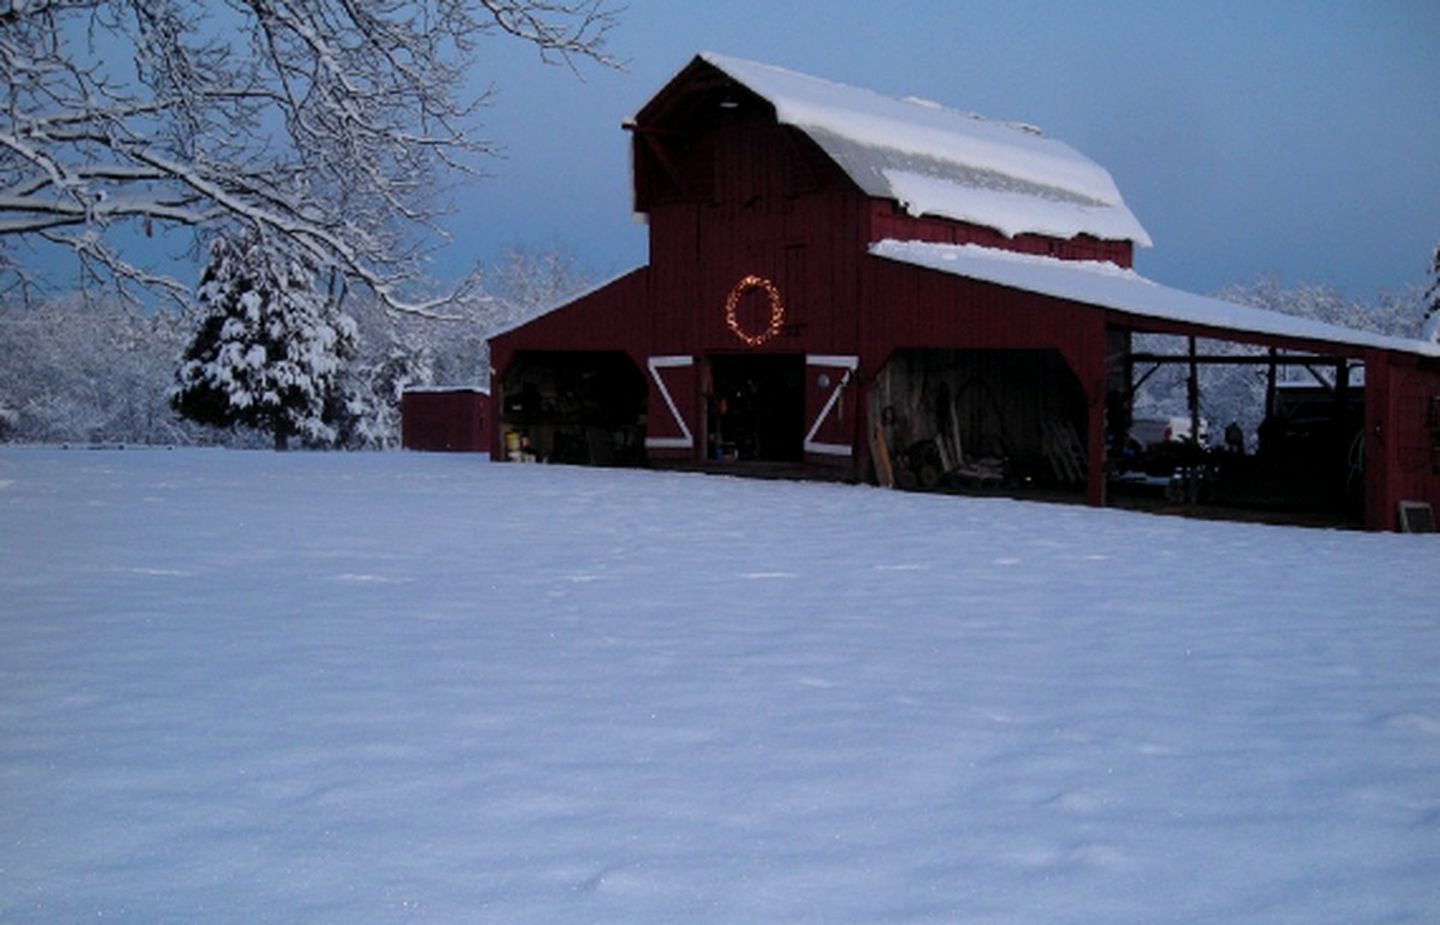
0,248 -> 588,447
0,294 -> 209,446
0,269 -> 1426,449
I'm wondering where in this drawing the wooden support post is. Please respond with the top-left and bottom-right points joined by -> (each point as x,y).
1265,348 -> 1278,418
1363,352 -> 1396,531
1088,395 -> 1107,508
1187,335 -> 1201,446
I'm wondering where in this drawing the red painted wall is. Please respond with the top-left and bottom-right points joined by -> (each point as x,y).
1364,352 -> 1440,530
867,201 -> 1134,268
401,389 -> 490,452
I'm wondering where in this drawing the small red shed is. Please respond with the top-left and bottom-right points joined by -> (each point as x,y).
489,53 -> 1440,531
401,387 -> 491,452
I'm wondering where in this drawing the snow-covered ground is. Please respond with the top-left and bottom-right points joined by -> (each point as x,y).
2,447 -> 1436,923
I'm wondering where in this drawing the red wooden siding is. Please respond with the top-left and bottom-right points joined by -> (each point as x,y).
1364,352 -> 1440,529
867,201 -> 1134,268
487,268 -> 650,364
401,389 -> 490,452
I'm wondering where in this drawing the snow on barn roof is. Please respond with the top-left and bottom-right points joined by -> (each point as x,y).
871,240 -> 1440,359
696,52 -> 1152,247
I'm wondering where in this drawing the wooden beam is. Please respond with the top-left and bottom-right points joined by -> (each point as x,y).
1266,348 -> 1278,417
1127,353 -> 1357,366
1187,336 -> 1201,458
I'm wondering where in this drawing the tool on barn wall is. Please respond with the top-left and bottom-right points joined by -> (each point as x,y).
871,421 -> 896,488
873,355 -> 1021,491
1041,419 -> 1087,485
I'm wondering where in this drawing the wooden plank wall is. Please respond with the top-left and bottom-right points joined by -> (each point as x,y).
1365,352 -> 1440,529
867,201 -> 1134,268
646,116 -> 867,360
401,390 -> 489,452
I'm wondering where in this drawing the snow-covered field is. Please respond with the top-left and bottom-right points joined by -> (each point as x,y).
2,447 -> 1436,923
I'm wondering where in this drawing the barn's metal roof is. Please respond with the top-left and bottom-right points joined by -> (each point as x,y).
696,52 -> 1152,247
871,240 -> 1440,358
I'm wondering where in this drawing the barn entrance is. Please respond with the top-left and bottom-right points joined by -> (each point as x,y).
872,349 -> 1089,494
707,353 -> 805,463
499,351 -> 647,465
1105,330 -> 1368,526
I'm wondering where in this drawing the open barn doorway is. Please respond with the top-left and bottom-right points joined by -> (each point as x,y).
707,354 -> 805,463
1106,329 -> 1368,526
872,349 -> 1089,495
499,351 -> 647,465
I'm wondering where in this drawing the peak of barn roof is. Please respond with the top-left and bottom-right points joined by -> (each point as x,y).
871,240 -> 1440,359
692,52 -> 1152,247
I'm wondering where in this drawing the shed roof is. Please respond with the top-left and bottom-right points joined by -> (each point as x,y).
691,52 -> 1152,247
871,240 -> 1440,359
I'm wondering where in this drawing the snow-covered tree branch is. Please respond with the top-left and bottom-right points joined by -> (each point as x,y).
1423,241 -> 1440,344
0,0 -> 618,313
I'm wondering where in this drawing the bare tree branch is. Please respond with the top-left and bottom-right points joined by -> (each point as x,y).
0,0 -> 620,314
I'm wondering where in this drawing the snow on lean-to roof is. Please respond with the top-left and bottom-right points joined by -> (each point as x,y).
696,52 -> 1152,247
871,240 -> 1440,358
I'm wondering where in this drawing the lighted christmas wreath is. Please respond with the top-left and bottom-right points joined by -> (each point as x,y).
724,274 -> 785,347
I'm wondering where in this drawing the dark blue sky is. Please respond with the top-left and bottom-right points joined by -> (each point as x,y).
446,0 -> 1439,301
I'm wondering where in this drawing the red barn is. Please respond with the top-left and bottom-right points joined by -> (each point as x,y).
489,53 -> 1440,531
401,387 -> 490,452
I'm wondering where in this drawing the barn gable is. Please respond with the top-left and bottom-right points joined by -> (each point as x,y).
630,53 -> 1151,252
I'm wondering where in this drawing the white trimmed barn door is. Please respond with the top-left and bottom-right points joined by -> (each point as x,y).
644,355 -> 695,451
803,354 -> 859,457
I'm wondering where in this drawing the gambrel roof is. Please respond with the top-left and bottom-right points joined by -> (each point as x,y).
688,52 -> 1152,246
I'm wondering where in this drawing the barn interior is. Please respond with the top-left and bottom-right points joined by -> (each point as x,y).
1104,329 -> 1367,526
705,354 -> 805,463
870,349 -> 1090,496
499,351 -> 647,465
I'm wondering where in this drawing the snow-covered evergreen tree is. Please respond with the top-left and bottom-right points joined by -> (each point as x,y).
172,230 -> 361,449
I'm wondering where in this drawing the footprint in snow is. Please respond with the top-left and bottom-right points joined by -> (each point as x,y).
1042,789 -> 1107,814
1376,712 -> 1440,735
796,675 -> 837,689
